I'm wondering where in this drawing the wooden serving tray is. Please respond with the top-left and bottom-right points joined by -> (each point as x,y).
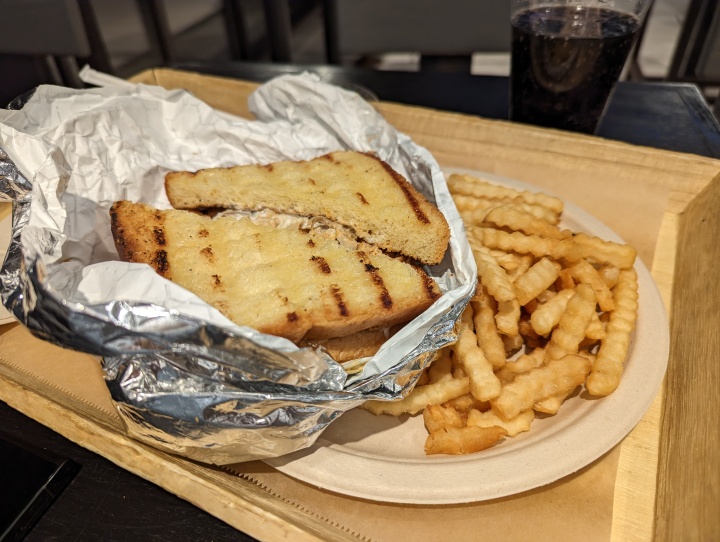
1,68 -> 719,541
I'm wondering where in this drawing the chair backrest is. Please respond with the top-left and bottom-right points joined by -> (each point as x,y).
322,0 -> 510,67
668,0 -> 720,86
0,0 -> 95,99
1,0 -> 90,57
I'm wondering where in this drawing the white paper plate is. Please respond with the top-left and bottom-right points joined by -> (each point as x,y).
268,171 -> 667,503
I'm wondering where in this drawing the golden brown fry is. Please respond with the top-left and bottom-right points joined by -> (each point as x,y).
586,267 -> 639,396
495,299 -> 521,337
597,264 -> 620,289
505,253 -> 535,282
455,195 -> 560,224
467,408 -> 535,437
566,259 -> 615,312
471,300 -> 507,369
423,404 -> 465,434
443,393 -> 490,413
492,354 -> 592,420
545,284 -> 597,361
502,333 -> 524,356
477,228 -> 637,270
470,244 -> 516,303
424,425 -> 507,455
484,205 -> 571,240
585,311 -> 606,341
530,288 -> 575,336
363,377 -> 470,416
456,307 -> 502,401
514,257 -> 562,306
533,393 -> 566,414
447,174 -> 564,214
495,347 -> 546,384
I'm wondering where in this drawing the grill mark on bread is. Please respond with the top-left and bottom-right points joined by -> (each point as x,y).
367,153 -> 430,225
264,164 -> 274,172
212,274 -> 222,287
419,268 -> 442,301
356,192 -> 369,205
311,256 -> 331,274
154,250 -> 169,275
360,254 -> 393,309
330,285 -> 349,316
287,312 -> 299,323
200,246 -> 215,262
152,227 -> 166,246
198,228 -> 209,238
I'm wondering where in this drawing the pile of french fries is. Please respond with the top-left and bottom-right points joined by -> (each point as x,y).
363,174 -> 639,455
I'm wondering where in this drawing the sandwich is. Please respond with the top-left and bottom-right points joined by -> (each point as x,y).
164,151 -> 450,265
110,151 -> 450,359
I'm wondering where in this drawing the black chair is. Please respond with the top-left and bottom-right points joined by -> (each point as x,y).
261,0 -> 510,72
0,0 -> 91,89
323,0 -> 509,72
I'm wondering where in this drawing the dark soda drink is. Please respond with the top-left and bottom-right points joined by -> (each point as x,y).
510,6 -> 641,133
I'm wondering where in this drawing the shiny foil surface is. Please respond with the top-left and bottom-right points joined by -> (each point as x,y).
0,75 -> 476,464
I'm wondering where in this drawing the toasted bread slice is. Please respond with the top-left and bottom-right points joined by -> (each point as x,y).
164,151 -> 450,265
110,201 -> 441,343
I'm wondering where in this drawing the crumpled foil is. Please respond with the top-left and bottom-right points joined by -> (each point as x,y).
0,74 -> 476,464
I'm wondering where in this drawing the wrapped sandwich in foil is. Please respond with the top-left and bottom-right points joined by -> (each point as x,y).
0,74 -> 476,464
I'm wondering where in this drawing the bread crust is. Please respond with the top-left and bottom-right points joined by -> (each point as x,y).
164,151 -> 450,265
110,201 -> 441,343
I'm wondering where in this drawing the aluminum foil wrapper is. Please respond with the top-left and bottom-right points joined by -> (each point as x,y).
0,73 -> 476,464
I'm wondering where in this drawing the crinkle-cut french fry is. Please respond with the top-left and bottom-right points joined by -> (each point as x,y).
471,300 -> 507,369
363,377 -> 470,416
456,306 -> 502,401
477,228 -> 637,270
586,268 -> 639,396
533,393 -> 565,414
496,298 -> 521,337
424,425 -> 507,455
491,250 -> 529,272
467,408 -> 535,437
484,205 -> 572,240
495,347 -> 546,384
453,194 -> 502,213
502,333 -> 524,356
518,316 -> 544,349
556,268 -> 576,290
492,354 -> 592,420
423,404 -> 465,434
456,195 -> 560,225
514,257 -> 562,306
545,284 -> 597,361
443,393 -> 490,413
457,205 -> 501,227
447,174 -> 564,215
585,311 -> 606,340
506,254 -> 535,282
470,245 -> 516,303
566,259 -> 615,312
597,264 -> 620,289
536,289 -> 558,304
428,348 -> 454,383
530,288 -> 575,336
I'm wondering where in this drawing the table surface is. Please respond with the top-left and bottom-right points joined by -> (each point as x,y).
3,62 -> 720,541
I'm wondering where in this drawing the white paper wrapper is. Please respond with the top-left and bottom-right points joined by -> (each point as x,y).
0,73 -> 476,464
